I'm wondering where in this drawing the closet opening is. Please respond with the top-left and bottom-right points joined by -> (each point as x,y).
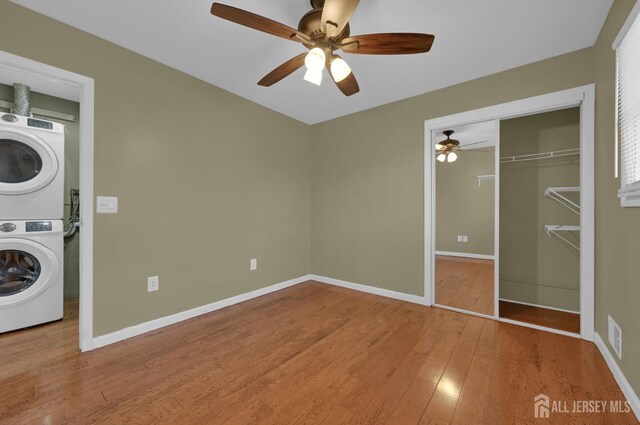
424,85 -> 595,340
498,108 -> 581,334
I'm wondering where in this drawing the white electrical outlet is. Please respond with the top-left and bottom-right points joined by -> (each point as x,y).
147,276 -> 159,292
250,259 -> 257,271
463,235 -> 469,243
608,315 -> 622,359
457,235 -> 463,242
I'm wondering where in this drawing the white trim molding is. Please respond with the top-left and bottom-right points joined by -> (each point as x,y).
310,274 -> 427,306
93,275 -> 313,349
0,50 -> 95,352
594,332 -> 640,421
613,0 -> 640,49
435,251 -> 495,261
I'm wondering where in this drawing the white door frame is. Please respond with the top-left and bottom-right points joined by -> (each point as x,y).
424,84 -> 595,341
0,50 -> 95,351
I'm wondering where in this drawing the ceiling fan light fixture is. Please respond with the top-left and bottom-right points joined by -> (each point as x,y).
303,68 -> 323,86
330,57 -> 352,82
447,152 -> 458,163
305,48 -> 326,72
435,143 -> 445,151
437,153 -> 447,162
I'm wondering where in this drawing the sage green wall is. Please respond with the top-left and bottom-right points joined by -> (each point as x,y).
594,0 -> 640,396
310,48 -> 594,296
499,109 -> 580,312
0,2 -> 312,336
436,148 -> 495,256
311,0 -> 640,395
0,83 -> 80,299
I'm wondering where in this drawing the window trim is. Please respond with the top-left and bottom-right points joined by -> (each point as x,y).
614,0 -> 640,207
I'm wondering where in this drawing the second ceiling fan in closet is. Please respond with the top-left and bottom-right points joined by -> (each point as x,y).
209,0 -> 436,96
435,130 -> 487,163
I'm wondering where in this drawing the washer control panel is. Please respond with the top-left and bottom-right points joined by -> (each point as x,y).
26,221 -> 53,232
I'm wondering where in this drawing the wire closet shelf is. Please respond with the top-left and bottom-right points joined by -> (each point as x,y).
500,148 -> 580,163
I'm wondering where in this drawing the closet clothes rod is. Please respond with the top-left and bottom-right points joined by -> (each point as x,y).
500,148 -> 580,163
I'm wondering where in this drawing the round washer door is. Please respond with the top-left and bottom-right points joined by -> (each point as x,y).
0,129 -> 58,195
0,238 -> 59,308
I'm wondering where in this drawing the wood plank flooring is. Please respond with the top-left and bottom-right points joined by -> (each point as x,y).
499,300 -> 581,334
436,255 -> 495,316
0,282 -> 637,424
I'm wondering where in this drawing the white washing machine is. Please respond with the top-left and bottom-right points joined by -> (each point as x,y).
0,220 -> 63,333
0,113 -> 65,220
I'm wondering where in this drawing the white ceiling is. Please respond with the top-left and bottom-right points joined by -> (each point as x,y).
11,0 -> 613,124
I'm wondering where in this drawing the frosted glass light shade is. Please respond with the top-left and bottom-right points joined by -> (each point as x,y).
447,152 -> 458,162
304,68 -> 323,86
330,58 -> 352,82
437,153 -> 447,162
305,48 -> 326,71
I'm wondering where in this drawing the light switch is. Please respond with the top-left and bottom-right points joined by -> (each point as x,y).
457,235 -> 463,242
97,196 -> 118,214
463,235 -> 469,242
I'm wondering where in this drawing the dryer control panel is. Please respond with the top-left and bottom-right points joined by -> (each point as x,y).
26,221 -> 53,232
27,118 -> 54,130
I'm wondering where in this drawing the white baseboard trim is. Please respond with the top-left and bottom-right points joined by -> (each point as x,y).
435,251 -> 495,260
310,274 -> 426,306
499,298 -> 580,314
594,332 -> 640,421
93,274 -> 312,349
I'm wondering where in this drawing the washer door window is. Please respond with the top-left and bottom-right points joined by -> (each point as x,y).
0,129 -> 58,195
0,239 -> 58,307
0,250 -> 41,296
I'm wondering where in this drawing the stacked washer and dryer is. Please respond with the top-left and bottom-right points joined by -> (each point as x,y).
0,109 -> 66,333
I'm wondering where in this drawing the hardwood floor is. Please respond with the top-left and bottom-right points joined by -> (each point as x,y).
436,255 -> 494,316
0,282 -> 637,424
499,300 -> 581,334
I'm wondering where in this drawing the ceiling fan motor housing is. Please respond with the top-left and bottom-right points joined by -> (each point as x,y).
298,8 -> 350,46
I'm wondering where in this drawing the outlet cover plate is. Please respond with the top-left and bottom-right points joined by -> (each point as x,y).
148,276 -> 159,292
97,196 -> 118,214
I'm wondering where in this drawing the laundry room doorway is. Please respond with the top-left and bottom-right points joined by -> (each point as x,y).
0,50 -> 95,351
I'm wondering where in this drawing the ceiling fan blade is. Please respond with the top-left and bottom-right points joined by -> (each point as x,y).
258,53 -> 307,87
321,0 -> 360,38
341,33 -> 435,55
211,3 -> 310,43
332,71 -> 360,97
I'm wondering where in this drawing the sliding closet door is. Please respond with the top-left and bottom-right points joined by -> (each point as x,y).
498,108 -> 581,334
433,121 -> 496,316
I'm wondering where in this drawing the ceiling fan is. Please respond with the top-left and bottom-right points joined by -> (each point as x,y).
435,130 -> 488,163
210,0 -> 435,96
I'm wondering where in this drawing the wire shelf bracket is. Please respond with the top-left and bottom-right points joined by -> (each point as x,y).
544,225 -> 580,251
477,174 -> 495,187
544,187 -> 580,214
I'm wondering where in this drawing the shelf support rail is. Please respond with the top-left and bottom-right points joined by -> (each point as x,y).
544,225 -> 580,251
544,187 -> 580,214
